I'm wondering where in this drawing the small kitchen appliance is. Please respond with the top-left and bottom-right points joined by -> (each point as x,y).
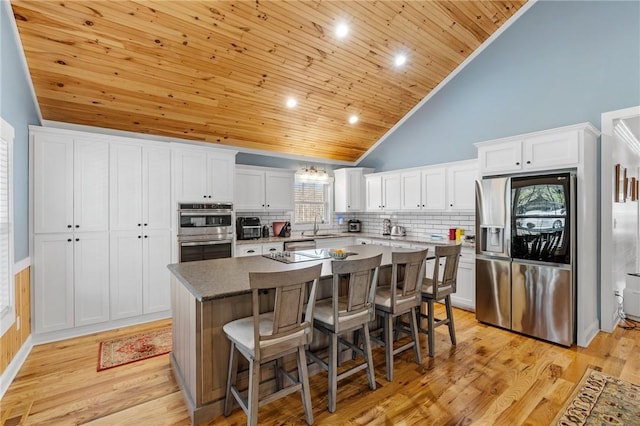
262,225 -> 270,238
236,217 -> 262,240
382,218 -> 391,236
348,219 -> 362,233
390,225 -> 406,236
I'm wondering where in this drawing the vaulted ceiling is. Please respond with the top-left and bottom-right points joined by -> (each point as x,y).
11,1 -> 527,162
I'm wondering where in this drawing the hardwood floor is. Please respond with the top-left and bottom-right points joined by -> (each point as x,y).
2,307 -> 639,425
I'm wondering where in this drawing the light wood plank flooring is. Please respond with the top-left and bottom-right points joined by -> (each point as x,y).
2,307 -> 639,425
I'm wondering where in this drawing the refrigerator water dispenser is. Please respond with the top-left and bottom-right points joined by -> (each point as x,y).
480,226 -> 504,253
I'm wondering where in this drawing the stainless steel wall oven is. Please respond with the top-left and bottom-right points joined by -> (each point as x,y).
177,203 -> 233,262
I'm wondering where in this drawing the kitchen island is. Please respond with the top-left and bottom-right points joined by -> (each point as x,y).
168,244 -> 401,424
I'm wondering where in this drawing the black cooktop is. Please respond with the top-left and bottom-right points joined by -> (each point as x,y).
262,249 -> 331,264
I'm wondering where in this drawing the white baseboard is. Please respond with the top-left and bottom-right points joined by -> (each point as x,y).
31,311 -> 171,345
0,335 -> 33,399
578,319 -> 600,348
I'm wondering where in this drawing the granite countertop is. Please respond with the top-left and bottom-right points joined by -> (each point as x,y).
168,244 -> 405,302
236,232 -> 475,248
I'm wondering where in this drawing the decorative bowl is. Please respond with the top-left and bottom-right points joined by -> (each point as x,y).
328,248 -> 348,260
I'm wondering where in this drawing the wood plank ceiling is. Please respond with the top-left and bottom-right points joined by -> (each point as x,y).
11,1 -> 527,162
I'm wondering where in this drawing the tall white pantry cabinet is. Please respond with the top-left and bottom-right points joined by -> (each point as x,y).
30,127 -> 174,339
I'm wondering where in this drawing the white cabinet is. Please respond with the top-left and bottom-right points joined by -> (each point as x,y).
172,146 -> 236,202
451,247 -> 475,311
334,168 -> 373,212
34,232 -> 110,334
33,134 -> 109,234
365,173 -> 400,211
110,143 -> 171,231
110,229 -> 172,319
446,161 -> 478,211
236,244 -> 262,257
400,167 -> 446,211
476,129 -> 580,175
235,242 -> 283,257
235,166 -> 295,211
355,238 -> 373,245
260,242 -> 283,255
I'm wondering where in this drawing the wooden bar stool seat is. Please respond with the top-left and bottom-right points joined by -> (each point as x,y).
373,249 -> 428,381
223,263 -> 322,426
418,244 -> 461,357
306,254 -> 382,413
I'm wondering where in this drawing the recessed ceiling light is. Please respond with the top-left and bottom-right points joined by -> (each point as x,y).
394,54 -> 407,67
335,22 -> 349,39
286,97 -> 297,108
348,115 -> 359,124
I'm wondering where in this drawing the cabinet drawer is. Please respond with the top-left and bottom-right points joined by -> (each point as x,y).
236,245 -> 261,257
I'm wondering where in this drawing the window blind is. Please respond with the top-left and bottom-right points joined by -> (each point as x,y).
294,181 -> 327,223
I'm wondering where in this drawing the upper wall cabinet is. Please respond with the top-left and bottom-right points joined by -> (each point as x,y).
400,166 -> 446,211
334,167 -> 373,212
235,166 -> 295,211
110,142 -> 172,231
172,146 -> 236,203
365,173 -> 401,211
33,132 -> 109,234
446,160 -> 478,210
476,129 -> 581,176
394,160 -> 477,212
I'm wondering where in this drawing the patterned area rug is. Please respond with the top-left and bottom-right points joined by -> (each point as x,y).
554,369 -> 640,425
97,327 -> 172,371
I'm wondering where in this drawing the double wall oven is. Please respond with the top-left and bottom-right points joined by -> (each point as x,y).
177,203 -> 233,262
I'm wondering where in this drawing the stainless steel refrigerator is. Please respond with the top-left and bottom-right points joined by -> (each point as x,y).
475,173 -> 576,346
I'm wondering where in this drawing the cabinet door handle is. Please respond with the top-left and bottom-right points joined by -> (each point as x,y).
516,162 -> 520,166
75,225 -> 79,228
67,225 -> 72,228
208,195 -> 212,198
526,160 -> 531,164
266,204 -> 270,208
143,223 -> 148,226
75,238 -> 79,242
144,235 -> 148,238
138,235 -> 142,239
138,223 -> 142,227
422,204 -> 425,207
417,204 -> 420,207
268,248 -> 276,251
450,203 -> 453,207
247,250 -> 255,253
67,238 -> 72,242
204,195 -> 207,198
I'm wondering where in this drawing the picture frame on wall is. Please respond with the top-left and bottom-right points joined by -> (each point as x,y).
623,168 -> 628,202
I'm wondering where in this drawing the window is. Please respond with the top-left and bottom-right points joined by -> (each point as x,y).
294,178 -> 332,224
0,118 -> 14,336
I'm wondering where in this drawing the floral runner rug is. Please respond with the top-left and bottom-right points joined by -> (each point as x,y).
97,327 -> 172,371
554,368 -> 640,425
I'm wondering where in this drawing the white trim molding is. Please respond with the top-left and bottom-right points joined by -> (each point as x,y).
0,335 -> 32,399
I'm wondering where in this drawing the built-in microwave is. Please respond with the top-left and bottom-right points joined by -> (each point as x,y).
177,203 -> 234,262
177,203 -> 233,238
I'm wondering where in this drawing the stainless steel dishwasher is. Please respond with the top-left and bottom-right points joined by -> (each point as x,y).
284,239 -> 316,251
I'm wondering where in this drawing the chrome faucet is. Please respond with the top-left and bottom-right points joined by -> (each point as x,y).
313,215 -> 320,236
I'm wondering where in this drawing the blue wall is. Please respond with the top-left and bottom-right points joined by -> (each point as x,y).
359,0 -> 640,171
1,0 -> 40,261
